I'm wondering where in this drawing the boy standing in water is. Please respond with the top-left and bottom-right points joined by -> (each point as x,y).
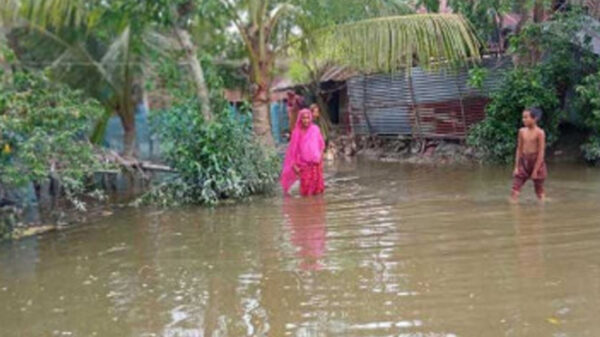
511,107 -> 547,203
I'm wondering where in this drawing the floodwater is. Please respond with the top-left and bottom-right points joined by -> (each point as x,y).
2,160 -> 600,337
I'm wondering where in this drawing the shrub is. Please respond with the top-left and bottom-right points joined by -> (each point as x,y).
142,101 -> 280,206
576,70 -> 600,164
0,66 -> 105,210
467,68 -> 560,163
0,207 -> 18,240
467,9 -> 599,164
581,136 -> 600,164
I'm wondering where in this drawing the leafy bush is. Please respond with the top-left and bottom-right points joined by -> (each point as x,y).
143,101 -> 280,206
576,70 -> 600,164
0,207 -> 18,240
0,65 -> 105,210
467,66 -> 488,90
468,9 -> 596,164
467,68 -> 560,163
448,0 -> 507,46
580,136 -> 600,164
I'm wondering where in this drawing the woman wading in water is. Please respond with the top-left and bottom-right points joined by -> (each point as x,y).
281,109 -> 325,196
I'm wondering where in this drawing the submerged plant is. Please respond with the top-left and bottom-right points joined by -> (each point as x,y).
576,70 -> 600,164
0,63 -> 106,211
142,100 -> 280,207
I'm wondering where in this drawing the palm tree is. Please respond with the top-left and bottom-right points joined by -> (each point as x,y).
221,0 -> 481,147
2,1 -> 142,157
291,0 -> 415,138
4,0 -> 482,149
1,0 -> 215,157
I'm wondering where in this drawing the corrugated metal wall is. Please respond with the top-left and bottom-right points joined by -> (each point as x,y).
347,57 -> 511,138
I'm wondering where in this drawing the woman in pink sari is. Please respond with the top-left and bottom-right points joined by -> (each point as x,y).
281,109 -> 325,196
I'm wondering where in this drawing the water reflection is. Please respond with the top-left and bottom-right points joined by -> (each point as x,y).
0,237 -> 39,281
513,205 -> 545,279
3,161 -> 600,336
283,197 -> 327,271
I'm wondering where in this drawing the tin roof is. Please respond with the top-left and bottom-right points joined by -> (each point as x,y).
320,65 -> 357,83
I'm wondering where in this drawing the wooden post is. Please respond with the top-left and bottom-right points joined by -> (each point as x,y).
455,73 -> 468,143
407,72 -> 424,151
361,75 -> 374,136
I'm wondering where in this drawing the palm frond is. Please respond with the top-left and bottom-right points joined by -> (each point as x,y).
267,3 -> 295,30
90,107 -> 114,144
143,31 -> 180,52
100,27 -> 131,89
0,0 -> 18,26
314,14 -> 482,73
46,42 -> 116,101
1,0 -> 88,29
259,0 -> 270,27
11,24 -> 130,102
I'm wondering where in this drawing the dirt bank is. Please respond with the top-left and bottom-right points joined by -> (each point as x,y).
326,135 -> 484,165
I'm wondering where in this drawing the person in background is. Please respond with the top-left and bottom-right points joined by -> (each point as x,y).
281,109 -> 325,196
310,103 -> 321,122
310,103 -> 329,144
286,91 -> 304,135
511,107 -> 547,203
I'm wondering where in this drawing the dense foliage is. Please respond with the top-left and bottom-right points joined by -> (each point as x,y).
141,58 -> 279,206
0,64 -> 105,210
448,0 -> 508,43
467,69 -> 560,163
143,101 -> 279,206
468,9 -> 597,163
576,70 -> 600,163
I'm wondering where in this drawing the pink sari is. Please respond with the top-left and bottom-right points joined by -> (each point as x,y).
281,109 -> 325,196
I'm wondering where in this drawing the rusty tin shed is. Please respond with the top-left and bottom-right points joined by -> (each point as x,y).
346,57 -> 511,139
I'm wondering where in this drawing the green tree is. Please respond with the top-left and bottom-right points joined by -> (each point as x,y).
448,0 -> 554,49
220,0 -> 481,146
0,51 -> 105,210
467,69 -> 560,163
576,70 -> 600,164
1,0 -> 220,157
3,0 -> 143,157
416,0 -> 441,12
4,0 -> 482,149
289,0 -> 414,138
468,8 -> 597,163
449,0 -> 509,47
142,60 -> 279,206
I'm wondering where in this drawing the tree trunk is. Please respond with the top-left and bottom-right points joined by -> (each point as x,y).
252,82 -> 275,147
498,15 -> 505,53
515,0 -> 530,34
314,89 -> 332,140
526,0 -> 544,64
174,27 -> 212,121
119,106 -> 136,158
533,0 -> 544,23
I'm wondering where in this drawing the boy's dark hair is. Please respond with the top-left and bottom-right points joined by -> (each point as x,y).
526,106 -> 543,121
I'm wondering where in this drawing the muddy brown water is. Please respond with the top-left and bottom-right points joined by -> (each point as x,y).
2,160 -> 600,337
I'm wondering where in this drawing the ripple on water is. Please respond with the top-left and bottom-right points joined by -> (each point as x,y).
2,162 -> 600,336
